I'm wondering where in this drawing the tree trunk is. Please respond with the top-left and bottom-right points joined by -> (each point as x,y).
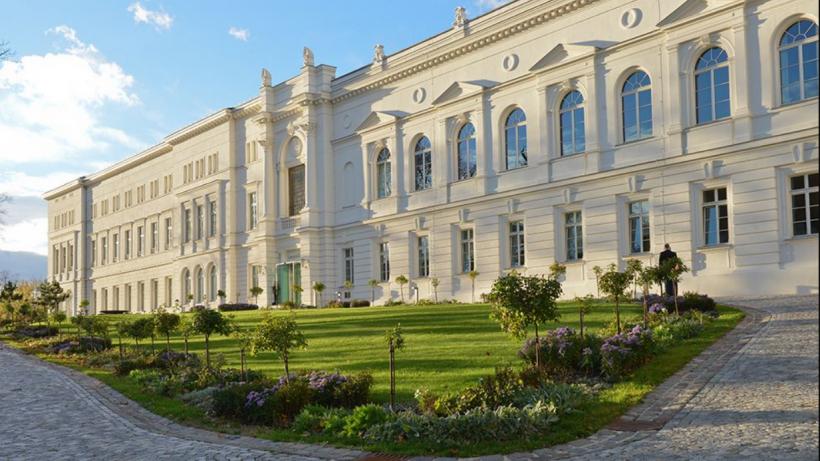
150,335 -> 156,354
240,348 -> 246,381
118,336 -> 124,361
580,311 -> 585,340
204,335 -> 210,368
389,343 -> 396,411
673,282 -> 679,315
283,352 -> 290,382
433,287 -> 438,303
534,323 -> 541,369
616,300 -> 622,334
166,334 -> 171,352
184,336 -> 189,354
642,287 -> 649,329
471,281 -> 475,304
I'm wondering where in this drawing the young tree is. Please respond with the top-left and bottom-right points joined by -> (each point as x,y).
395,275 -> 408,303
384,324 -> 405,410
191,308 -> 233,367
487,271 -> 563,368
250,313 -> 307,382
34,280 -> 69,327
367,279 -> 378,304
51,311 -> 67,340
249,286 -> 263,306
179,317 -> 194,354
154,311 -> 181,351
468,270 -> 479,303
625,259 -> 644,300
115,321 -> 130,360
660,257 -> 689,315
18,303 -> 32,325
591,265 -> 604,299
79,299 -> 90,316
430,277 -> 440,303
234,328 -> 254,381
574,295 -> 594,339
186,294 -> 194,310
1,282 -> 22,322
3,303 -> 14,325
291,284 -> 303,307
79,316 -> 109,347
217,289 -> 226,305
599,264 -> 632,334
128,317 -> 154,351
548,262 -> 567,281
312,282 -> 326,307
637,267 -> 657,328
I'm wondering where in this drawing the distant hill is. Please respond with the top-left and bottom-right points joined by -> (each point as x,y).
0,250 -> 47,281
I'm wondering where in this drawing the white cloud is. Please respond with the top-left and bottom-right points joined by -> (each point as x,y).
0,218 -> 48,255
228,27 -> 249,42
128,2 -> 173,30
0,26 -> 141,165
0,171 -> 83,197
474,0 -> 509,12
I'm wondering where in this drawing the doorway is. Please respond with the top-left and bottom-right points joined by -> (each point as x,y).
276,262 -> 301,305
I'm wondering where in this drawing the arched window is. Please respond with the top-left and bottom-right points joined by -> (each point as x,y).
209,266 -> 218,301
560,91 -> 585,155
504,108 -> 527,169
414,136 -> 432,191
195,267 -> 204,303
695,47 -> 730,124
622,71 -> 653,142
376,148 -> 391,199
780,20 -> 818,104
457,123 -> 477,180
182,269 -> 191,301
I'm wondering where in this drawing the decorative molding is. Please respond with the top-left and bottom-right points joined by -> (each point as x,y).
506,198 -> 519,214
453,6 -> 468,29
502,53 -> 519,72
703,159 -> 724,179
619,8 -> 642,29
412,87 -> 427,104
414,216 -> 426,230
562,187 -> 576,205
458,208 -> 470,223
166,111 -> 232,145
303,47 -> 314,67
261,68 -> 272,87
432,80 -> 495,106
332,0 -> 601,103
372,44 -> 385,66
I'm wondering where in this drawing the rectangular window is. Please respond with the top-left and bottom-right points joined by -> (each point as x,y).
251,265 -> 260,289
165,277 -> 173,307
125,284 -> 132,311
209,200 -> 217,237
343,247 -> 355,284
289,165 -> 305,216
790,173 -> 819,236
137,282 -> 145,312
628,200 -> 650,253
113,286 -> 120,309
165,217 -> 173,250
196,205 -> 204,240
184,208 -> 192,243
566,211 -> 583,261
702,187 -> 729,246
378,242 -> 390,282
124,230 -> 131,259
137,225 -> 145,256
248,193 -> 258,230
101,237 -> 107,265
113,233 -> 120,262
460,228 -> 475,273
90,238 -> 96,267
151,222 -> 158,253
509,221 -> 525,268
101,288 -> 108,309
417,236 -> 430,278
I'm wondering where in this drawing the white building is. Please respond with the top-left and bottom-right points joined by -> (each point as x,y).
45,0 -> 819,314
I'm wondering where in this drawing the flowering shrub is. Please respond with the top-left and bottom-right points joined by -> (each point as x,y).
600,325 -> 654,380
643,293 -> 717,315
518,328 -> 603,379
648,303 -> 667,315
364,401 -> 560,447
653,315 -> 705,349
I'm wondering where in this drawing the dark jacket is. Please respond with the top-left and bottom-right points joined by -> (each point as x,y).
659,249 -> 677,264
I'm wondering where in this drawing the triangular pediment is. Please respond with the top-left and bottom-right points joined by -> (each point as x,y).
529,43 -> 598,72
354,110 -> 407,132
432,80 -> 495,105
657,0 -> 711,27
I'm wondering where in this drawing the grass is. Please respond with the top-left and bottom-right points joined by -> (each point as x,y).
3,302 -> 745,457
64,301 -> 643,402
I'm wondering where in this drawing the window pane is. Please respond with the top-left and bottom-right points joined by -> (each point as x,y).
791,175 -> 806,190
703,189 -> 715,203
809,173 -> 819,187
704,206 -> 717,245
574,109 -> 585,152
717,188 -> 727,201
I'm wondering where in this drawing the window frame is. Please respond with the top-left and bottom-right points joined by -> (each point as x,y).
413,136 -> 433,191
460,227 -> 475,273
559,90 -> 586,156
778,19 -> 819,106
343,247 -> 355,285
564,210 -> 584,262
694,47 -> 732,125
509,220 -> 526,268
376,148 -> 392,199
789,172 -> 819,237
417,235 -> 430,278
378,241 -> 391,282
456,122 -> 477,181
620,71 -> 653,143
504,108 -> 528,170
701,186 -> 730,247
248,192 -> 258,230
627,199 -> 651,254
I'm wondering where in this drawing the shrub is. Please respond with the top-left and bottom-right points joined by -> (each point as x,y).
422,367 -> 524,416
383,299 -> 405,307
343,404 -> 391,437
600,325 -> 654,380
99,310 -> 130,314
180,387 -> 218,412
324,301 -> 343,309
653,315 -> 705,349
212,382 -> 271,422
217,303 -> 259,312
291,404 -> 327,433
518,328 -> 602,379
643,293 -> 717,315
13,325 -> 58,339
364,401 -> 559,447
350,299 -> 370,307
46,337 -> 112,354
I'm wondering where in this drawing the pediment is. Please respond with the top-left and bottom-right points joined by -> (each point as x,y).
354,110 -> 407,132
657,0 -> 713,28
432,80 -> 495,105
529,43 -> 598,72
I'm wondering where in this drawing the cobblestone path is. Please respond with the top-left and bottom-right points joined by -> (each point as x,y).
1,296 -> 817,460
0,343 -> 363,460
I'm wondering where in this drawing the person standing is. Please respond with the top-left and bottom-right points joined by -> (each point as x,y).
658,243 -> 677,296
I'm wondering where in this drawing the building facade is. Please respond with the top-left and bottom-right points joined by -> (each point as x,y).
45,0 -> 819,314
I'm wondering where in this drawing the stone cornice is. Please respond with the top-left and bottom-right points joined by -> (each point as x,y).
331,0 -> 600,104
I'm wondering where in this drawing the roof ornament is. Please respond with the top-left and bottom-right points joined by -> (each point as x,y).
453,6 -> 468,29
373,44 -> 385,66
303,47 -> 314,67
261,68 -> 271,87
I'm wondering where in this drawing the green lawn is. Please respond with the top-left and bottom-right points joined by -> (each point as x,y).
81,302 -> 642,402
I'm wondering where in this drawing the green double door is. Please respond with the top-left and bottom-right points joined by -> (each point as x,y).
276,262 -> 301,306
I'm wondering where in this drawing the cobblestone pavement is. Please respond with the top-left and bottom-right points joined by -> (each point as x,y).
0,342 -> 363,460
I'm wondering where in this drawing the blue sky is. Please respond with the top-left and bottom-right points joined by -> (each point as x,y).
0,0 -> 508,256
